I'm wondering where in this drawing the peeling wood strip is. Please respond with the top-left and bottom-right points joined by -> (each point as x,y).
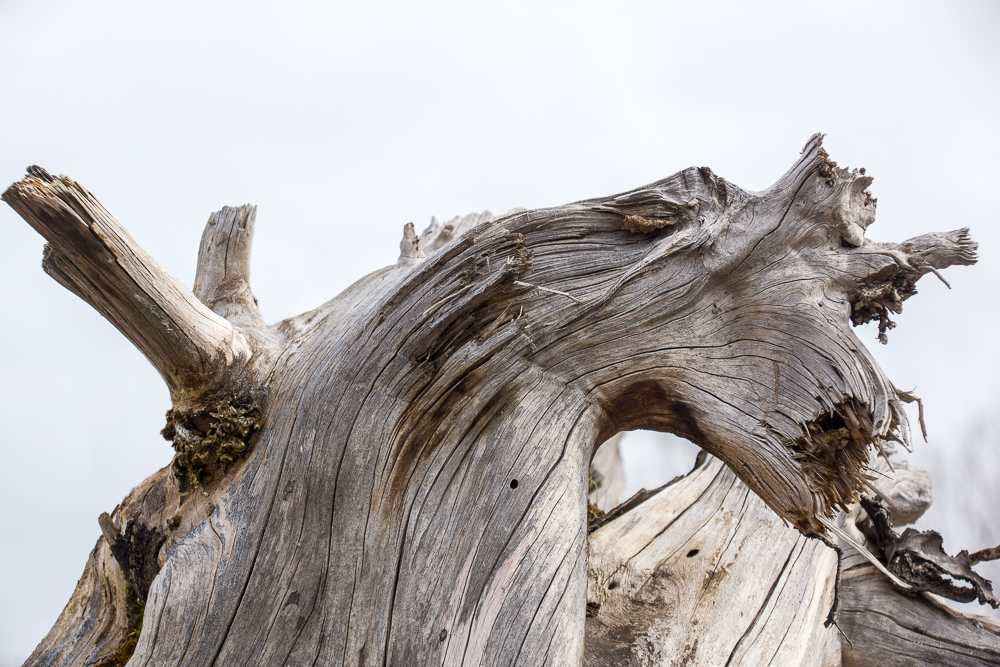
513,280 -> 584,304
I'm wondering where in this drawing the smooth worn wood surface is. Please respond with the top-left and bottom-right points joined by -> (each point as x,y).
5,136 -> 993,666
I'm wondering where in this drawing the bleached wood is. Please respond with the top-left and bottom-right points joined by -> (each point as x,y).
586,455 -> 841,667
583,444 -> 999,665
21,541 -> 133,667
840,565 -> 1000,666
1,169 -> 265,409
6,136 -> 996,667
193,204 -> 269,333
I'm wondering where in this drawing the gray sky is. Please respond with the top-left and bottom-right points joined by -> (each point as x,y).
2,1 -> 998,663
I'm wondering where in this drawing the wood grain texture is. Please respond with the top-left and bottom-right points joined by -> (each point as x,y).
840,565 -> 1000,667
584,444 -> 1000,665
193,204 -> 270,339
586,455 -> 841,667
6,136 -> 994,666
1,169 -> 273,410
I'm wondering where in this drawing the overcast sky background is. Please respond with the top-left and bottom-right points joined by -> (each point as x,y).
1,1 -> 998,663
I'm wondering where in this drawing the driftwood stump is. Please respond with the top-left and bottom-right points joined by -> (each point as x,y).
5,135 -> 997,666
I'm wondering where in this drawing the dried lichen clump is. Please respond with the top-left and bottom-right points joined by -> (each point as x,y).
621,214 -> 676,234
162,396 -> 262,487
587,502 -> 605,524
850,274 -> 919,344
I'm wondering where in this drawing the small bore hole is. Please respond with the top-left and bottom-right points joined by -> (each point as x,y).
687,549 -> 699,558
509,479 -> 519,489
438,629 -> 448,642
607,581 -> 619,590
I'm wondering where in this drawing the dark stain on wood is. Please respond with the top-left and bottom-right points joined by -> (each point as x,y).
105,519 -> 166,603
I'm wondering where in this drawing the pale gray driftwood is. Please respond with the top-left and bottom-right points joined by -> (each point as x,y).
4,135 -> 991,666
840,564 -> 1000,667
584,441 -> 1000,665
586,454 -> 841,667
2,170 -> 274,411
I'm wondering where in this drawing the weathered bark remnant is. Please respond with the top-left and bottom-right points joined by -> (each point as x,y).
834,454 -> 1000,667
97,511 -> 167,603
860,495 -> 998,607
4,135 -> 995,666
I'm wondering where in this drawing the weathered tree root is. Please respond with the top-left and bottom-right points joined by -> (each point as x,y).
5,135 -> 992,666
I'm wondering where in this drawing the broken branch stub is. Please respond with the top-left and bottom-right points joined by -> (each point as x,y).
5,135 -> 987,666
1,169 -> 275,412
